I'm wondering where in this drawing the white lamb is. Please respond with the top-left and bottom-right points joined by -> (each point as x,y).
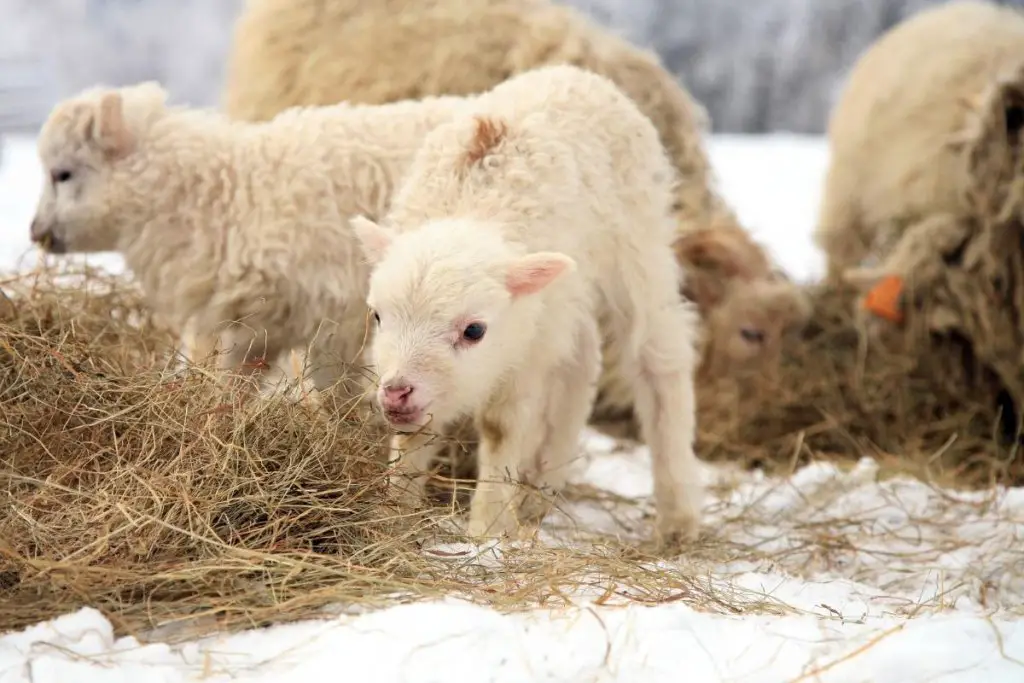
28,82 -> 467,400
351,64 -> 705,545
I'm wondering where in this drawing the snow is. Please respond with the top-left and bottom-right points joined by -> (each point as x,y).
2,132 -> 1022,682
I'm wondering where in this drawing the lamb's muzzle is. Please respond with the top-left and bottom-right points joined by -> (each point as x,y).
29,217 -> 63,253
379,380 -> 426,429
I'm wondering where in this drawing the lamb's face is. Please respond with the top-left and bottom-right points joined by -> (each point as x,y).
30,87 -> 153,255
352,216 -> 574,432
367,257 -> 513,431
32,127 -> 119,254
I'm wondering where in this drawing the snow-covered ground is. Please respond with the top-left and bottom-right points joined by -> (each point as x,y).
2,133 -> 1023,683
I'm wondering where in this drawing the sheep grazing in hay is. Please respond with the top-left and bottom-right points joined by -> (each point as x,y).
813,0 -> 1024,450
27,81 -> 466,407
222,0 -> 812,398
351,65 -> 705,546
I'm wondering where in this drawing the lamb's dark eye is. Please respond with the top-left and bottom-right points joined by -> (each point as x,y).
51,169 -> 72,184
372,311 -> 381,325
740,327 -> 765,344
462,322 -> 486,342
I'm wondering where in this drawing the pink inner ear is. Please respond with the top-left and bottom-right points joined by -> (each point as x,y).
352,217 -> 392,262
505,254 -> 572,297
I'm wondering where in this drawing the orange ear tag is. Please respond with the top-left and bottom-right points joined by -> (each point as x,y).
861,274 -> 905,324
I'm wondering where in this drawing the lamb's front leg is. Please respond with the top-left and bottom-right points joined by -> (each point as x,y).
388,429 -> 445,507
467,377 -> 549,539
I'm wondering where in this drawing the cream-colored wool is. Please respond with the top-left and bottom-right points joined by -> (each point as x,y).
223,0 -> 811,423
814,0 -> 1024,285
351,65 -> 704,545
29,82 -> 468,398
223,0 -> 724,230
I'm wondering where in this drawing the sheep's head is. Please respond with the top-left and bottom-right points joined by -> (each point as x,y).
673,227 -> 811,379
351,215 -> 575,432
699,278 -> 812,381
962,61 -> 1024,224
30,81 -> 168,254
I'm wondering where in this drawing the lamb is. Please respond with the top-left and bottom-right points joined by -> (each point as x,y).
813,0 -> 1024,286
28,81 -> 468,399
350,64 -> 705,545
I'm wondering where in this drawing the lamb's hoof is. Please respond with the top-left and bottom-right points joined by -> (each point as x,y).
516,491 -> 557,526
466,513 -> 518,540
512,521 -> 542,543
653,512 -> 700,552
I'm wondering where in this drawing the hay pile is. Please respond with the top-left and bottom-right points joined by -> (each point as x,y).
0,265 -> 460,639
693,282 -> 1022,487
2,261 -> 1018,643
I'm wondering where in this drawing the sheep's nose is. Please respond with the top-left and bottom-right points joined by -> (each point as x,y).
381,382 -> 414,406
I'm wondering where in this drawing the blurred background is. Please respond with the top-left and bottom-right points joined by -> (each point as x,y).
2,0 -> 1024,138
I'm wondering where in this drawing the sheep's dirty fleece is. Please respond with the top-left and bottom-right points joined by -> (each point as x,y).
1,135 -> 1024,681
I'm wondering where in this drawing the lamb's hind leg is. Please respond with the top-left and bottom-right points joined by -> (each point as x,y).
517,315 -> 602,527
613,248 -> 705,546
214,324 -> 284,394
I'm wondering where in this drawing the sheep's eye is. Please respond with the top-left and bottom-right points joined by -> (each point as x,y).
51,169 -> 73,184
462,322 -> 486,342
740,327 -> 765,344
372,310 -> 381,325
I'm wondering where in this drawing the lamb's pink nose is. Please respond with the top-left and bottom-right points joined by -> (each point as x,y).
381,382 -> 414,408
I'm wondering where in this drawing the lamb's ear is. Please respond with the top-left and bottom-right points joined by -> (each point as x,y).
89,92 -> 135,159
350,215 -> 393,265
672,229 -> 752,280
505,252 -> 576,298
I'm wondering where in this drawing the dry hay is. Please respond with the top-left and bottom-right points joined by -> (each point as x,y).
692,280 -> 1023,488
0,264 -> 800,644
1,263 -> 1015,647
0,264 -> 460,638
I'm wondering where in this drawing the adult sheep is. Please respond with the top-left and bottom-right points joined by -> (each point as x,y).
350,64 -> 704,545
222,0 -> 811,394
814,0 -> 1024,285
814,0 -> 1024,437
28,82 -> 468,402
